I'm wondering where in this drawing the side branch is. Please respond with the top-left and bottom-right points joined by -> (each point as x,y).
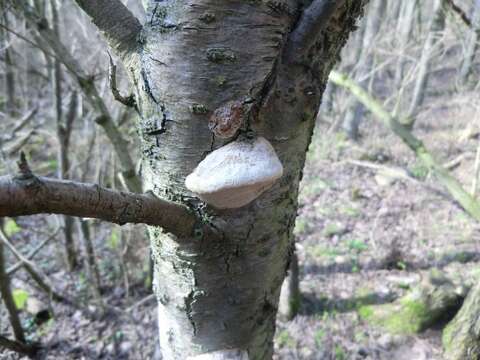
74,0 -> 142,61
284,0 -> 346,64
0,174 -> 196,238
444,0 -> 472,28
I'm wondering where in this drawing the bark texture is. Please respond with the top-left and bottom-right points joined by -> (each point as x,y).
0,171 -> 194,236
131,1 -> 366,358
443,282 -> 480,360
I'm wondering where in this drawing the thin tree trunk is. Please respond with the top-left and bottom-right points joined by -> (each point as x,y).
0,223 -> 26,343
1,12 -> 17,117
394,0 -> 419,90
407,0 -> 445,118
79,219 -> 102,295
342,0 -> 385,140
50,0 -> 78,271
459,0 -> 480,84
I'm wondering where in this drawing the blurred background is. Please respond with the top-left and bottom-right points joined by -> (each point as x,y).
0,0 -> 479,359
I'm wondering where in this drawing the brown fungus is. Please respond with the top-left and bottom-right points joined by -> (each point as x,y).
208,100 -> 244,139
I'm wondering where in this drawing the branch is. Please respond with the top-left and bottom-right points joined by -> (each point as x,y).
329,71 -> 480,222
108,53 -> 137,109
74,0 -> 142,61
0,227 -> 69,304
444,0 -> 472,28
0,155 -> 196,237
283,0 -> 346,64
7,227 -> 60,275
8,2 -> 142,192
0,335 -> 38,358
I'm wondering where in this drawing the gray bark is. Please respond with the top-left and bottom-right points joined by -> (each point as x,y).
133,1 -> 366,358
443,282 -> 480,360
74,0 -> 142,61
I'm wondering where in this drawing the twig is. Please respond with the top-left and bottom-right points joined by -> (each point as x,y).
108,53 -> 137,109
6,227 -> 60,275
0,227 -> 69,303
0,335 -> 38,358
126,294 -> 155,312
10,107 -> 38,138
444,0 -> 472,27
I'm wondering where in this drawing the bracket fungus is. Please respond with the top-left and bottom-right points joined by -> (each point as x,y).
185,137 -> 283,209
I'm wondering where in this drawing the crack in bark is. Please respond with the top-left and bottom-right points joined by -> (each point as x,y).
185,290 -> 198,336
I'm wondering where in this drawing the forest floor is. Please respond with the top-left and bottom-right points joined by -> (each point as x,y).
274,92 -> 480,360
1,94 -> 480,360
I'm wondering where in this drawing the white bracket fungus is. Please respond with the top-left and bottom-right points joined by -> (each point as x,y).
185,137 -> 283,209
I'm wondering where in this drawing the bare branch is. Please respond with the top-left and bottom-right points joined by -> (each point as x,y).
283,0 -> 346,64
11,108 -> 38,138
108,53 -> 137,109
73,0 -> 143,61
444,0 -> 472,27
0,156 -> 196,237
0,335 -> 38,358
8,3 -> 142,193
0,227 -> 69,304
7,227 -> 60,275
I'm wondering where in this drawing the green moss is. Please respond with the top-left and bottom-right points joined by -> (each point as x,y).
442,321 -> 454,352
358,305 -> 374,320
213,75 -> 227,87
199,12 -> 216,23
191,103 -> 209,114
309,245 -> 341,259
206,48 -> 236,63
276,330 -> 296,348
359,298 -> 430,335
323,223 -> 347,238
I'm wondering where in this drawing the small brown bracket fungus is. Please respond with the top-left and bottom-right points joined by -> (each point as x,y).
208,100 -> 244,139
185,137 -> 283,209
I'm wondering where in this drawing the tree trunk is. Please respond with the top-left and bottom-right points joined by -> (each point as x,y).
0,229 -> 26,343
131,1 -> 366,358
443,282 -> 480,360
459,0 -> 480,84
50,0 -> 78,271
1,11 -> 16,117
342,0 -> 385,140
407,0 -> 445,118
394,0 -> 418,90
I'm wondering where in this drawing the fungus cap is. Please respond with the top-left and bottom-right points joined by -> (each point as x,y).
185,137 -> 283,209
